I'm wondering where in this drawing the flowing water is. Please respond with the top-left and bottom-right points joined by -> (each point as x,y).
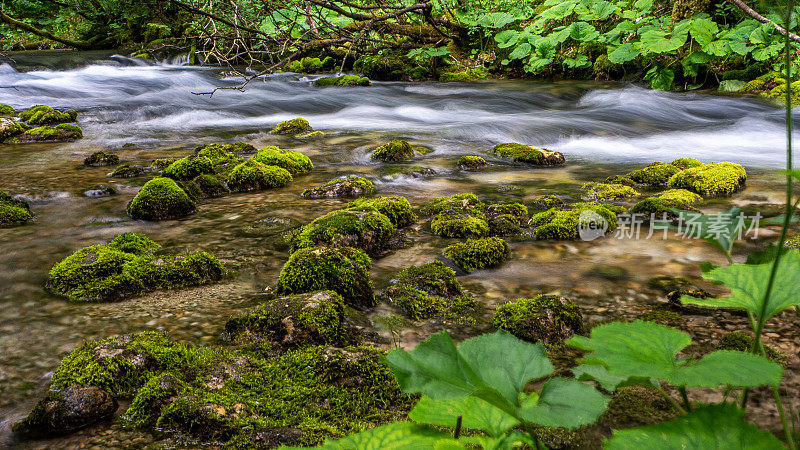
0,51 -> 795,448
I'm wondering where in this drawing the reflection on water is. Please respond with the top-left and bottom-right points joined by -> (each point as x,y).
0,52 -> 792,446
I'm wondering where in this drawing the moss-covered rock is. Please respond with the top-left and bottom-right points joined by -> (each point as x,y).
580,182 -> 640,201
12,384 -> 117,436
667,162 -> 746,196
194,142 -> 252,167
346,195 -> 416,228
492,143 -> 565,165
0,118 -> 26,141
420,193 -> 484,216
670,157 -> 703,169
717,332 -> 784,364
599,385 -> 680,429
83,151 -> 119,167
162,156 -> 214,181
605,174 -> 637,187
110,164 -> 144,178
439,67 -> 489,82
626,162 -> 681,186
193,174 -> 229,198
458,155 -> 488,170
224,291 -> 358,348
0,104 -> 16,115
276,246 -> 375,308
82,184 -> 117,198
443,237 -> 510,273
314,75 -> 371,87
287,57 -> 327,73
630,189 -> 702,218
151,158 -> 176,170
127,177 -> 195,221
291,209 -> 396,256
18,105 -> 78,125
302,176 -> 374,198
46,233 -> 224,302
0,189 -> 32,226
12,124 -> 82,142
370,140 -> 415,162
271,117 -> 312,135
492,295 -> 584,345
529,194 -> 565,209
226,160 -> 292,192
430,211 -> 490,238
385,261 -> 475,320
529,203 -> 625,240
251,146 -> 313,174
485,203 -> 528,235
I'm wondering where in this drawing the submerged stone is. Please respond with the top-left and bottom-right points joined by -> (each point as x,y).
443,237 -> 510,273
0,189 -> 32,226
667,162 -> 746,196
110,164 -> 145,178
493,295 -> 583,345
314,75 -> 371,87
458,155 -> 488,170
12,384 -> 117,437
82,184 -> 117,198
271,117 -> 312,135
276,246 -> 375,308
291,209 -> 395,256
193,174 -> 229,198
83,151 -> 119,167
347,195 -> 417,228
227,160 -> 292,192
251,146 -> 313,174
302,176 -> 374,198
127,177 -> 195,220
19,105 -> 78,125
492,143 -> 565,165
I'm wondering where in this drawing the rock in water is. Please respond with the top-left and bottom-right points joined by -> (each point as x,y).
12,384 -> 117,436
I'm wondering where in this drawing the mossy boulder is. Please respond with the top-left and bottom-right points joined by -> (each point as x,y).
529,203 -> 625,240
314,75 -> 371,87
605,174 -> 637,186
287,56 -> 327,73
626,162 -> 681,186
530,194 -> 565,209
18,105 -> 78,125
670,157 -> 703,169
630,189 -> 702,218
82,184 -> 117,198
83,151 -> 119,167
420,193 -> 484,216
385,261 -> 475,320
492,143 -> 565,165
276,246 -> 375,308
667,162 -> 746,196
11,124 -> 82,142
580,182 -> 640,201
127,177 -> 195,221
443,237 -> 510,273
492,295 -> 584,345
12,384 -> 117,437
192,174 -> 229,198
224,291 -> 358,347
271,117 -> 312,135
46,233 -> 224,302
347,196 -> 416,228
599,385 -> 680,430
226,160 -> 292,192
439,67 -> 489,82
110,164 -> 144,178
0,118 -> 26,141
251,146 -> 313,174
370,140 -> 418,162
291,209 -> 396,256
431,211 -> 490,238
194,142 -> 253,166
0,104 -> 16,115
458,155 -> 488,170
151,158 -> 176,170
302,176 -> 374,198
162,156 -> 214,181
486,203 -> 528,235
0,189 -> 32,226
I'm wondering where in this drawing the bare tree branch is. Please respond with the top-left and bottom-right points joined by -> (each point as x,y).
726,0 -> 800,43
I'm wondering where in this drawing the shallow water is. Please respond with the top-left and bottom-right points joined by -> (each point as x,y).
0,52 -> 795,447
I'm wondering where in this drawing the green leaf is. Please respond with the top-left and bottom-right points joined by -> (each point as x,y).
573,364 -> 654,391
644,67 -> 674,90
567,321 -> 782,387
409,396 -> 519,437
508,42 -> 532,60
671,207 -> 747,255
608,43 -> 640,63
519,378 -> 610,427
540,0 -> 578,20
564,55 -> 592,69
752,43 -> 783,61
682,250 -> 800,322
495,29 -> 521,48
749,23 -> 775,45
703,39 -> 732,56
285,422 -> 463,449
638,29 -> 687,54
569,22 -> 600,42
477,12 -> 518,29
605,403 -> 785,449
688,17 -> 719,46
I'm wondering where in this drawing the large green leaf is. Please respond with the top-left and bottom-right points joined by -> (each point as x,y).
477,12 -> 518,29
568,321 -> 782,388
644,67 -> 674,90
409,396 -> 519,437
569,21 -> 600,42
671,207 -> 747,256
688,17 -> 719,46
605,403 -> 785,449
281,422 -> 463,450
519,378 -> 610,427
608,43 -> 640,63
681,250 -> 800,322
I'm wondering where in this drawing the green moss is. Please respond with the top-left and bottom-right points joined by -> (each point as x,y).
667,162 -> 747,196
0,104 -> 16,115
193,174 -> 229,198
227,160 -> 292,192
593,54 -> 615,73
298,130 -> 324,139
151,158 -> 176,170
314,75 -> 371,87
670,157 -> 703,169
580,182 -> 640,201
630,189 -> 702,218
251,146 -> 313,174
604,175 -> 637,186
458,155 -> 487,170
346,195 -> 417,228
419,193 -> 484,216
46,233 -> 224,302
492,295 -> 584,345
287,57 -> 324,73
0,189 -> 32,226
291,209 -> 396,256
430,211 -> 490,238
0,118 -> 26,141
271,117 -> 312,135
626,162 -> 681,186
275,246 -> 375,308
302,176 -> 374,198
439,67 -> 489,82
110,164 -> 144,178
487,203 -> 528,219
740,78 -> 767,92
123,372 -> 187,427
127,177 -> 195,220
386,261 -> 476,319
371,140 -> 415,162
443,237 -> 510,273
488,214 -> 523,236
224,291 -> 358,347
717,332 -> 784,364
639,307 -> 684,327
599,386 -> 680,429
162,156 -> 214,181
83,151 -> 119,167
195,142 -> 255,167
18,105 -> 78,125
530,194 -> 564,209
529,203 -> 623,240
787,235 -> 800,249
491,143 -> 565,165
18,123 -> 82,141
